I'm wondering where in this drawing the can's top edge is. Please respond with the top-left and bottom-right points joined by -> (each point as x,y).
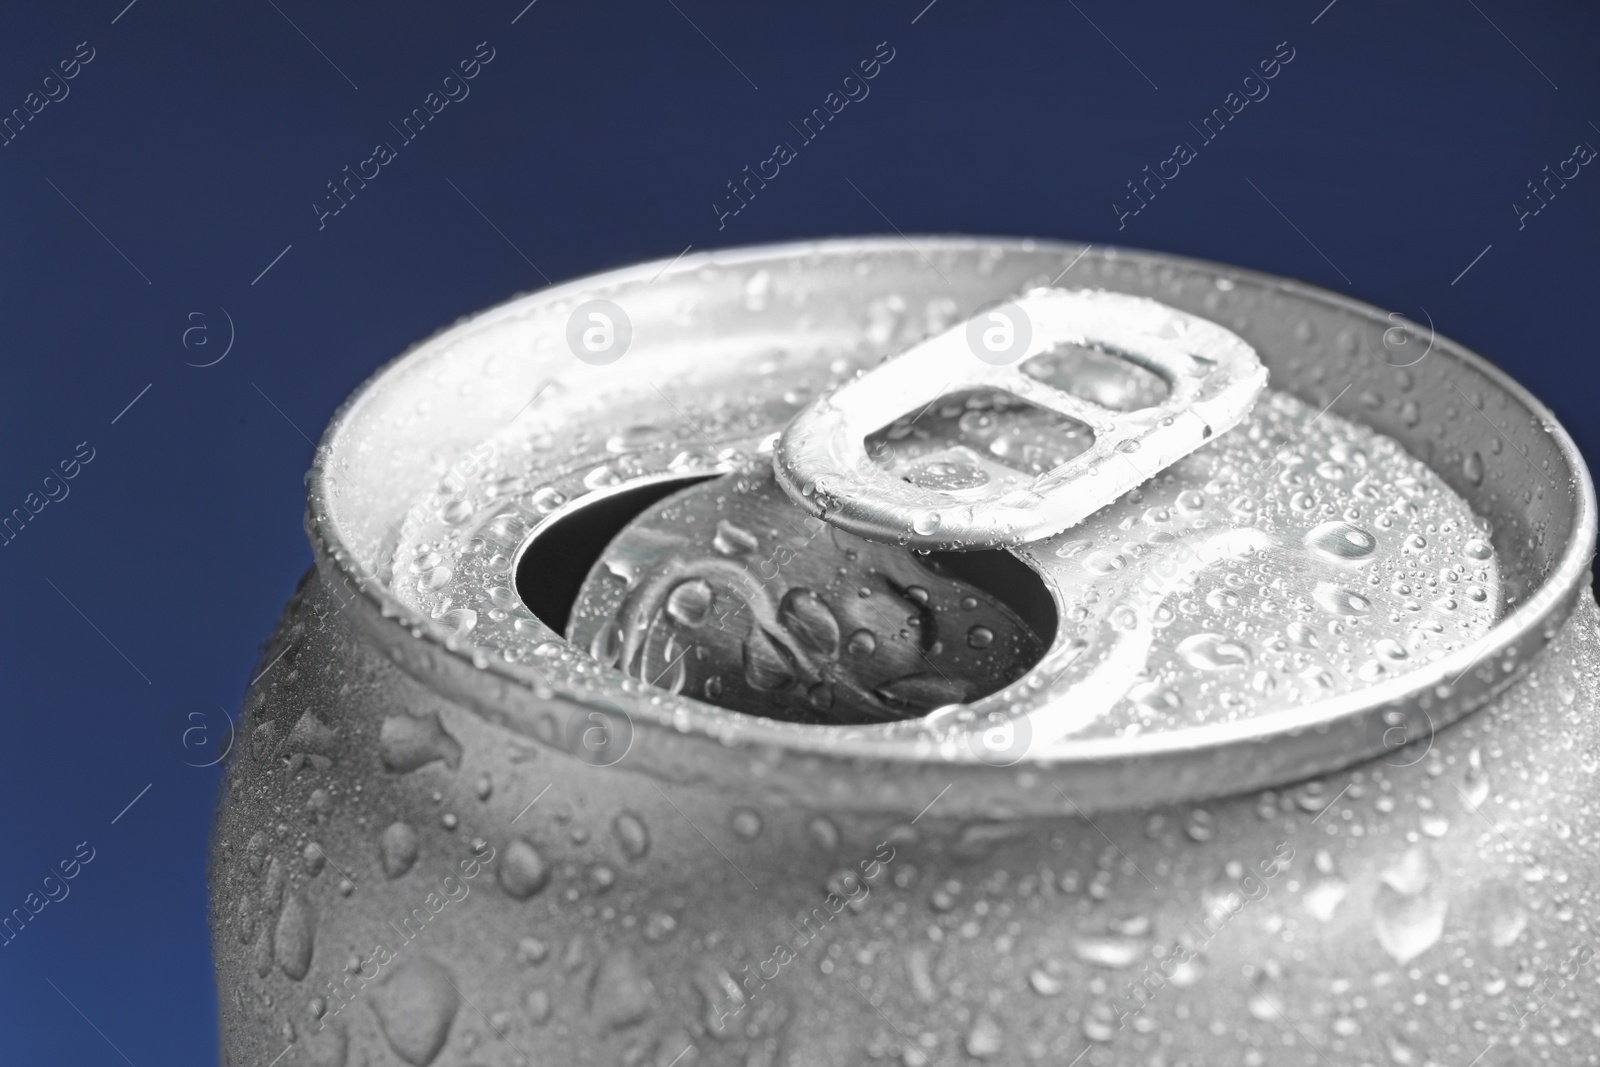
301,236 -> 1597,811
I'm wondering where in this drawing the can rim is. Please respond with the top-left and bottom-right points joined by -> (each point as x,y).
305,236 -> 1597,811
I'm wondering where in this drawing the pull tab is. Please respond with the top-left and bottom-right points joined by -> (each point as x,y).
772,287 -> 1267,550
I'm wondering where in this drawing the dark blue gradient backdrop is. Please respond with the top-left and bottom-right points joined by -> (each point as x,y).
1,1 -> 1596,1061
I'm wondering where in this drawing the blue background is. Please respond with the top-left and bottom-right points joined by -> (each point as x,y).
1,0 -> 1596,1061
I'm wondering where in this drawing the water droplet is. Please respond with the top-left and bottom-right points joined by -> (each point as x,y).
846,629 -> 877,657
1315,460 -> 1348,482
912,512 -> 941,536
967,625 -> 994,649
369,956 -> 460,1067
1083,552 -> 1127,574
712,520 -> 759,557
1463,451 -> 1484,485
743,629 -> 796,691
274,893 -> 316,980
779,589 -> 841,656
1053,539 -> 1091,559
441,498 -> 472,525
1375,638 -> 1409,661
380,822 -> 420,879
438,608 -> 477,639
1305,521 -> 1378,562
1373,847 -> 1447,963
528,486 -> 566,514
1081,1004 -> 1118,1043
731,808 -> 763,839
1313,582 -> 1372,616
524,987 -> 552,1025
1071,936 -> 1146,969
498,838 -> 551,899
665,579 -> 713,627
589,949 -> 655,1032
964,1014 -> 1003,1059
1247,982 -> 1284,1022
876,674 -> 970,710
1027,966 -> 1064,996
246,830 -> 270,875
742,268 -> 771,311
1177,633 -> 1252,670
516,937 -> 549,966
606,424 -> 667,453
911,459 -> 989,492
644,911 -> 678,943
1462,753 -> 1491,807
589,622 -> 622,667
809,817 -> 840,851
1462,537 -> 1493,561
1386,1036 -> 1420,1065
584,465 -> 622,490
1205,588 -> 1241,611
378,712 -> 462,773
1304,879 -> 1348,923
613,812 -> 650,860
251,922 -> 274,977
1127,681 -> 1181,715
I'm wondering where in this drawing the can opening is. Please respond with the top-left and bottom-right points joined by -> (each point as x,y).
922,548 -> 1057,645
514,475 -> 719,634
542,465 -> 1058,725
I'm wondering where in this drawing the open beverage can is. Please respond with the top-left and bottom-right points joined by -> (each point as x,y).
211,238 -> 1598,1067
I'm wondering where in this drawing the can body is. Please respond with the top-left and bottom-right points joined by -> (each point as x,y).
211,239 -> 1600,1065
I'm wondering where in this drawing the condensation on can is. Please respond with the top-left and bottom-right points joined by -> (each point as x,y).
213,238 -> 1598,1067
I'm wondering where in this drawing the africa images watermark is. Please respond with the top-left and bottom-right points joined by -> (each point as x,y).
1,840 -> 97,949
1,441 -> 97,549
709,510 -> 834,633
314,839 -> 497,1029
0,40 -> 96,150
1103,840 -> 1294,1031
712,40 -> 898,230
313,41 -> 498,230
1512,135 -> 1596,231
1112,40 -> 1297,230
709,840 -> 898,1031
1516,940 -> 1595,1030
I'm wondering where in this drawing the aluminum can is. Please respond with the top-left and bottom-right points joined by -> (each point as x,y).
211,237 -> 1598,1067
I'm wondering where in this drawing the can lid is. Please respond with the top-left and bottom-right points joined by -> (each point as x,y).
304,237 -> 1596,816
773,288 -> 1268,550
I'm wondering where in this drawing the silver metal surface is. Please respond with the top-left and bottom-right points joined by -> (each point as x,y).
301,237 -> 1594,816
212,238 -> 1600,1067
773,287 -> 1267,551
